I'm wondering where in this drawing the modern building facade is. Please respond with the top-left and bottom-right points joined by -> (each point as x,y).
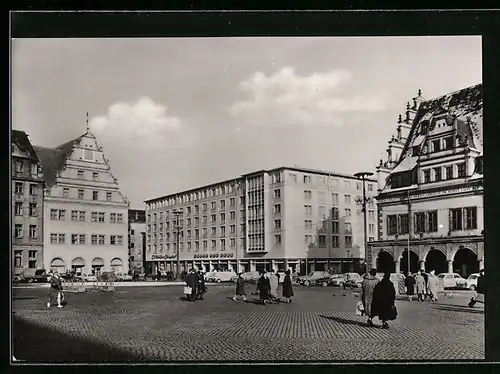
144,167 -> 377,275
129,209 -> 146,272
368,84 -> 483,277
34,129 -> 130,276
12,130 -> 45,276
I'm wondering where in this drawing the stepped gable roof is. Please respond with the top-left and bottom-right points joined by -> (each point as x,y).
12,130 -> 39,161
399,83 -> 483,163
33,134 -> 84,187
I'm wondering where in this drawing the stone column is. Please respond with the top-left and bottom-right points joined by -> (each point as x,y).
395,261 -> 400,274
447,260 -> 453,273
478,260 -> 484,271
419,261 -> 425,272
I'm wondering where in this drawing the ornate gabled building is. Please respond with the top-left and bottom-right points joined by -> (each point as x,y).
12,130 -> 45,276
368,84 -> 483,277
34,128 -> 130,276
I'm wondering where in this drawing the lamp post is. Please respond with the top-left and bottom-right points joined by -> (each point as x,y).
354,171 -> 374,274
173,209 -> 183,280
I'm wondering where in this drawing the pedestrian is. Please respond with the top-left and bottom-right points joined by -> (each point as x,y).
405,272 -> 416,301
427,270 -> 439,302
268,270 -> 279,302
421,271 -> 429,300
361,268 -> 380,327
414,270 -> 426,302
468,269 -> 484,308
257,272 -> 271,305
282,270 -> 294,303
47,270 -> 64,308
233,273 -> 247,302
185,269 -> 197,302
372,272 -> 396,329
196,270 -> 206,300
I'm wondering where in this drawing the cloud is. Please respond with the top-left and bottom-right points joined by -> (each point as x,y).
90,97 -> 181,138
229,67 -> 387,126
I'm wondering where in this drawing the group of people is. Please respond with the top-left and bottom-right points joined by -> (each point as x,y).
361,269 -> 397,329
253,269 -> 294,304
184,268 -> 207,301
404,270 -> 440,302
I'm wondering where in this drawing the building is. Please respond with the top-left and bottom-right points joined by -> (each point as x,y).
368,84 -> 483,277
129,209 -> 146,272
33,128 -> 130,276
12,130 -> 45,276
144,166 -> 377,275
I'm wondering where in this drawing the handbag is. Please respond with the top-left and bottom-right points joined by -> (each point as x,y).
184,286 -> 192,294
388,305 -> 398,321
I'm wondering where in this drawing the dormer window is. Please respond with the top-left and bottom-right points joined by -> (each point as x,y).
412,146 -> 420,156
443,136 -> 454,150
432,139 -> 441,152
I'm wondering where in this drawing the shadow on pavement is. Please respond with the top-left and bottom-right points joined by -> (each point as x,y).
13,316 -> 142,362
319,315 -> 376,328
432,305 -> 484,314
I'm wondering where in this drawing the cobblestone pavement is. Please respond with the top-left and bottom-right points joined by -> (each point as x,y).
12,284 -> 484,362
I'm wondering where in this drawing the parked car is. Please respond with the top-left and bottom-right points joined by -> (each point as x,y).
465,273 -> 480,291
326,273 -> 346,287
204,272 -> 215,281
437,273 -> 467,289
297,271 -> 331,287
339,273 -> 364,288
121,273 -> 133,282
29,269 -> 49,283
13,274 -> 26,283
230,271 -> 260,283
82,273 -> 97,282
207,271 -> 237,283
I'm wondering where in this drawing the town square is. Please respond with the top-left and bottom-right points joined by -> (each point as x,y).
11,30 -> 483,363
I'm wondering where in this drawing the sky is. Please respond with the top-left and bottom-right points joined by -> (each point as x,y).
12,36 -> 482,209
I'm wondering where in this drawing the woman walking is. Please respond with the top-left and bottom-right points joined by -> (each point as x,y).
233,273 -> 247,302
405,272 -> 416,301
415,271 -> 426,302
372,272 -> 396,329
282,270 -> 294,303
257,272 -> 271,305
427,270 -> 439,302
361,268 -> 380,326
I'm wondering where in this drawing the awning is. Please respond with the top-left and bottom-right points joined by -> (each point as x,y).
411,134 -> 426,147
72,257 -> 85,266
92,257 -> 105,266
50,258 -> 65,267
390,156 -> 418,174
110,258 -> 123,266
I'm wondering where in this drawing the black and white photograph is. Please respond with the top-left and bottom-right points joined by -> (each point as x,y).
11,15 -> 485,363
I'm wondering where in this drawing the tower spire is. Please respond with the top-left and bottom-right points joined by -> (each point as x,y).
86,112 -> 89,132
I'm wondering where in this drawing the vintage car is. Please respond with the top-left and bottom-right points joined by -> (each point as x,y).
230,271 -> 260,283
297,271 -> 332,287
437,273 -> 467,289
207,271 -> 237,283
339,273 -> 364,289
465,273 -> 480,291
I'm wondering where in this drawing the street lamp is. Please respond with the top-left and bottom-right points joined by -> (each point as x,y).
173,209 -> 183,280
354,171 -> 374,274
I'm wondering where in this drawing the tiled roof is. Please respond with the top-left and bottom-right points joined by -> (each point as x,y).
33,135 -> 84,188
12,130 -> 39,161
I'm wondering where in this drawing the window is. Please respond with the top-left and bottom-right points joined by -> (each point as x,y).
221,213 -> 226,224
318,235 -> 326,246
93,172 -> 99,181
71,234 -> 79,244
15,202 -> 23,216
230,225 -> 235,234
28,250 -> 37,258
356,182 -> 362,190
432,139 -> 441,152
399,214 -> 409,234
368,184 -> 373,192
274,204 -> 281,214
273,189 -> 281,199
203,203 -> 208,212
304,205 -> 312,215
445,165 -> 453,180
345,223 -> 352,233
78,189 -> 84,199
98,212 -> 104,222
345,208 -> 351,217
30,164 -> 36,175
93,191 -> 99,200
304,234 -> 312,245
15,182 -> 23,195
332,235 -> 339,247
457,163 -> 466,178
464,207 -> 477,230
77,170 -> 84,179
332,221 -> 339,234
15,251 -> 22,267
229,211 -> 236,220
203,241 -> 208,249
240,196 -> 245,205
274,234 -> 282,244
211,202 -> 216,210
344,194 -> 351,204
423,170 -> 431,183
331,207 -> 339,220
110,235 -> 123,245
304,190 -> 312,199
450,208 -> 463,231
303,175 -> 311,184
15,160 -> 24,172
444,136 -> 454,150
220,200 -> 226,210
274,219 -> 281,229
99,235 -> 105,245
59,210 -> 66,220
345,236 -> 352,247
211,214 -> 216,223
428,211 -> 438,232
369,223 -> 375,235
106,192 -> 112,201
414,212 -> 425,233
29,184 -> 37,196
434,167 -> 442,182
305,220 -> 312,229
63,188 -> 70,198
58,234 -> 66,244
211,240 -> 216,249
110,213 -> 117,223
220,239 -> 226,250
368,210 -> 375,221
91,235 -> 98,245
211,227 -> 216,236
29,225 -> 37,238
50,233 -> 58,244
387,215 -> 398,236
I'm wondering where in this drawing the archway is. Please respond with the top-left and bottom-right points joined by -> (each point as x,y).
376,251 -> 395,273
50,258 -> 66,273
92,257 -> 104,275
71,257 -> 85,276
453,247 -> 478,277
400,250 -> 419,274
425,249 -> 447,274
110,258 -> 123,274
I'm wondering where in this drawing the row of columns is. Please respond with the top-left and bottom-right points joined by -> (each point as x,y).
394,259 -> 484,274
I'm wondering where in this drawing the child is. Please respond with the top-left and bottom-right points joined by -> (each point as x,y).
47,270 -> 64,308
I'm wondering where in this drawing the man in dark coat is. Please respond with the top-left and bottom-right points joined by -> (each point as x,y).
372,272 -> 396,329
196,270 -> 206,300
257,273 -> 271,305
421,271 -> 429,300
233,273 -> 247,301
185,269 -> 197,302
282,270 -> 294,303
469,269 -> 484,308
405,272 -> 416,301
